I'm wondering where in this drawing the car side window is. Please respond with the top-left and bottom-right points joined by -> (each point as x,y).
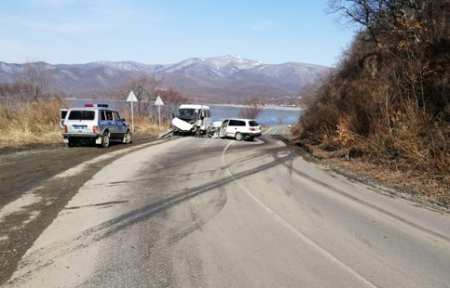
113,112 -> 121,121
100,110 -> 106,121
105,111 -> 113,121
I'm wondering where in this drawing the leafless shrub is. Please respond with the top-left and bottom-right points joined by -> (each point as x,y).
118,76 -> 160,116
156,87 -> 189,106
19,63 -> 53,101
115,75 -> 189,119
239,99 -> 262,119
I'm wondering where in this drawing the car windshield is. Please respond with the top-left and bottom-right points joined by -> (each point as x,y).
177,108 -> 197,120
68,110 -> 95,120
249,120 -> 259,126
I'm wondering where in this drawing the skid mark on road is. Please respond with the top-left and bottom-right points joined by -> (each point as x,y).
221,141 -> 379,288
7,147 -> 294,282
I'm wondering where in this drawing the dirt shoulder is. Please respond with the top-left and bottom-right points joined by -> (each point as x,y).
0,134 -> 163,284
0,135 -> 156,209
291,141 -> 450,211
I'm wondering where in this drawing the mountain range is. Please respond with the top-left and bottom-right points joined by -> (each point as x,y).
0,55 -> 330,103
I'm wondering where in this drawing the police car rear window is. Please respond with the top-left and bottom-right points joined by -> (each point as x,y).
68,110 -> 95,120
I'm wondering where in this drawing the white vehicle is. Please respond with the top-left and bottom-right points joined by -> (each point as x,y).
218,118 -> 262,141
171,104 -> 211,135
62,104 -> 132,148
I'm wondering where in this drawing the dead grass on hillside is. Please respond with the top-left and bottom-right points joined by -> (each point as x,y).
295,1 -> 450,205
0,99 -> 63,147
132,116 -> 168,136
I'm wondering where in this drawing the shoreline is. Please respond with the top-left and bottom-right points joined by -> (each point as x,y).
65,98 -> 304,111
203,103 -> 303,111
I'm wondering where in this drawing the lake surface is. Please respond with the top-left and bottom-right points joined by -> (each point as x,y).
209,105 -> 302,126
67,99 -> 302,126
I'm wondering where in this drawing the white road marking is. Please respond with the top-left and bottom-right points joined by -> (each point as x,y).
221,141 -> 379,288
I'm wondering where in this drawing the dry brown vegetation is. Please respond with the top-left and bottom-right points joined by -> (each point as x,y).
239,99 -> 263,119
133,116 -> 167,136
0,99 -> 64,147
113,76 -> 188,116
295,0 -> 450,204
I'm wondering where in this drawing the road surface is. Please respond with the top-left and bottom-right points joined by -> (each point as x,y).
4,136 -> 450,287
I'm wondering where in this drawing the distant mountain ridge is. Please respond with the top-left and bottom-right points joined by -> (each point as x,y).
0,56 -> 331,103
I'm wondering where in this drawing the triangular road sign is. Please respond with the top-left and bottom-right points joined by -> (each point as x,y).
127,91 -> 138,102
154,95 -> 164,106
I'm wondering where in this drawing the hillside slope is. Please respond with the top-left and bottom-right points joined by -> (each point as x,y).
295,0 -> 450,204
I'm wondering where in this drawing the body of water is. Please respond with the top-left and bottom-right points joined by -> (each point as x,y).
209,105 -> 302,126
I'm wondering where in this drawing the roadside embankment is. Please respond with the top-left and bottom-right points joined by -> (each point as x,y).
293,141 -> 449,210
293,1 -> 449,206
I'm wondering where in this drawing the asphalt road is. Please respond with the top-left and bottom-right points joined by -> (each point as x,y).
4,136 -> 450,287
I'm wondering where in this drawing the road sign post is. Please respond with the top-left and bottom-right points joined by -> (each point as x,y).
126,91 -> 138,133
158,105 -> 160,128
154,95 -> 165,128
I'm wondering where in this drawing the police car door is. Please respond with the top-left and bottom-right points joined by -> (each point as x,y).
99,110 -> 109,133
104,110 -> 115,134
113,111 -> 127,135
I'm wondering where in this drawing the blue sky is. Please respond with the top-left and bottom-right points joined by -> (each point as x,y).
0,0 -> 356,66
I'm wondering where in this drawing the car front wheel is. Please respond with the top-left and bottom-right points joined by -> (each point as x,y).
101,132 -> 110,148
235,132 -> 243,141
123,130 -> 132,144
66,138 -> 75,147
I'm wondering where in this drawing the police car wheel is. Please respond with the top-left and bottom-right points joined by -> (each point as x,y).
123,131 -> 132,144
67,138 -> 75,147
102,132 -> 110,148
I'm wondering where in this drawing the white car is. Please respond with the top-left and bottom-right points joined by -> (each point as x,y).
218,118 -> 262,141
62,104 -> 132,148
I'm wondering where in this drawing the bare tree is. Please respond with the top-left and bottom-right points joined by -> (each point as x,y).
239,99 -> 263,119
156,87 -> 188,106
19,63 -> 52,101
124,76 -> 160,115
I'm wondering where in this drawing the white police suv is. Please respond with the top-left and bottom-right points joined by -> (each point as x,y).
62,104 -> 132,148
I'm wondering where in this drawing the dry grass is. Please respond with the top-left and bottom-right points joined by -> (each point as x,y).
0,99 -> 63,147
332,159 -> 450,206
296,101 -> 450,205
132,116 -> 168,136
301,142 -> 450,206
0,100 -> 165,148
